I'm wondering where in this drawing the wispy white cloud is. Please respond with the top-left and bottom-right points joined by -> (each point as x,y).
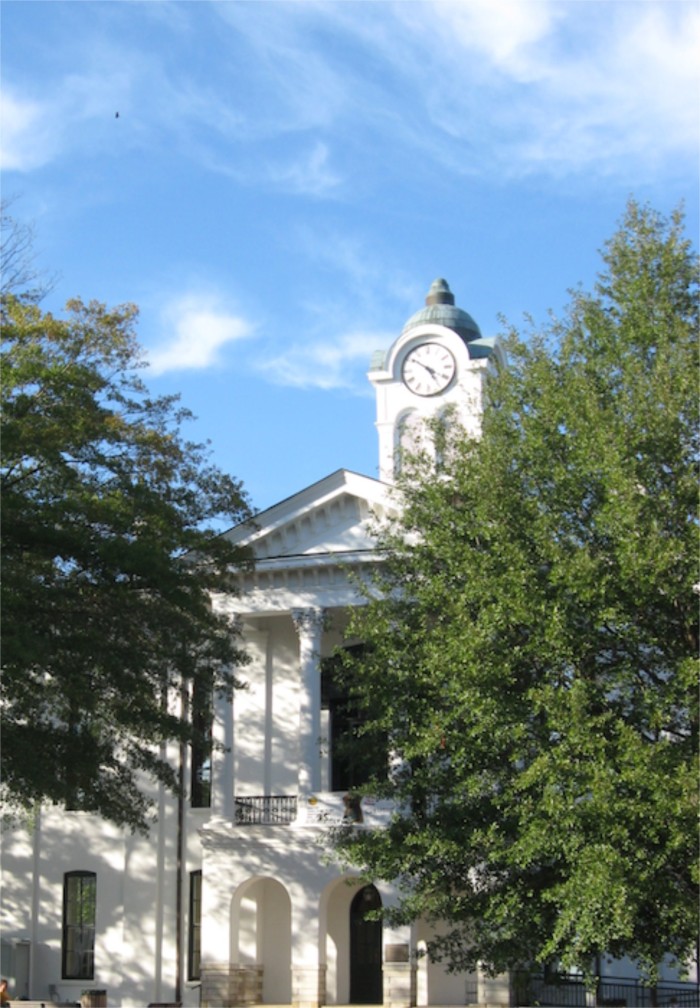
293,0 -> 699,179
417,0 -> 559,80
0,89 -> 56,171
147,293 -> 253,376
257,329 -> 390,392
1,19 -> 348,196
264,141 -> 341,197
0,55 -> 141,172
250,222 -> 422,393
394,0 -> 700,177
210,2 -> 350,134
2,0 -> 697,187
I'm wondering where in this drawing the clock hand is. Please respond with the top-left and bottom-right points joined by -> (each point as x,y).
415,360 -> 438,378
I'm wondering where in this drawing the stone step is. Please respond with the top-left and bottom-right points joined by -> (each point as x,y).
13,1001 -> 80,1008
10,1002 -> 78,1008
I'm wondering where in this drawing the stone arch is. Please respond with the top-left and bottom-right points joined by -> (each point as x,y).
394,408 -> 423,477
349,883 -> 383,1004
230,875 -> 292,1004
319,873 -> 365,1005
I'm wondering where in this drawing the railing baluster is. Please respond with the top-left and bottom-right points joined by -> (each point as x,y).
514,971 -> 699,1007
234,795 -> 298,825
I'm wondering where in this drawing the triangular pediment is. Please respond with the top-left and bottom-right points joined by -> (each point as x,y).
225,469 -> 395,563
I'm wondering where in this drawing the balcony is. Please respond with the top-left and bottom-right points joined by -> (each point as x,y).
232,792 -> 394,827
234,795 -> 298,825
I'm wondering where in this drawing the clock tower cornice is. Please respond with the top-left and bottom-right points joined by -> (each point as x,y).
368,321 -> 478,388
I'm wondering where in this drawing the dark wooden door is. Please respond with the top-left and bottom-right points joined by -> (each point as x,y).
350,885 -> 382,1004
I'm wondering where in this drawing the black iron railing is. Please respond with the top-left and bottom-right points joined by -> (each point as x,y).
234,795 -> 298,825
514,972 -> 699,1007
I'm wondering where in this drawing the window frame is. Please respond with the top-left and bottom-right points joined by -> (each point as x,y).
190,684 -> 212,808
62,870 -> 96,980
188,869 -> 202,981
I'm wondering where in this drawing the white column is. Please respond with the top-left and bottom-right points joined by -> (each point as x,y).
291,607 -> 325,795
291,883 -> 326,1008
383,923 -> 416,1008
210,668 -> 235,820
377,885 -> 417,1007
200,834 -> 235,1008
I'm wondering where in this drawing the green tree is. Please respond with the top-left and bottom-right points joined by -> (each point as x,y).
1,294 -> 251,831
334,201 -> 699,982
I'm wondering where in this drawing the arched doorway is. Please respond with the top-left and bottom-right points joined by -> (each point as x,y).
350,884 -> 382,1004
230,877 -> 292,1003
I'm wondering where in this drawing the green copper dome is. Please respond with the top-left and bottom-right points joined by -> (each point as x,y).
402,278 -> 482,344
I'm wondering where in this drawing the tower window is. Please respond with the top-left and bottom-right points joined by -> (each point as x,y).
395,411 -> 422,477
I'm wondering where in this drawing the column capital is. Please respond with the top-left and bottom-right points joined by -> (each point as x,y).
291,607 -> 325,634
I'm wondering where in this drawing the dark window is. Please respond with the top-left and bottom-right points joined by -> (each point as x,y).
350,884 -> 383,1003
191,685 -> 212,808
322,646 -> 386,792
62,871 -> 96,979
188,870 -> 202,980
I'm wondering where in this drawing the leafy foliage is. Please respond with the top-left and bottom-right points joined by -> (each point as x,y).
334,202 -> 699,978
1,295 -> 251,831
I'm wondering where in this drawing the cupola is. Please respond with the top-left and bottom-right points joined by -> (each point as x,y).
401,278 -> 482,344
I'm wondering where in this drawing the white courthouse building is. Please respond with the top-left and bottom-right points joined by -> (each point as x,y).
1,281 -> 695,1008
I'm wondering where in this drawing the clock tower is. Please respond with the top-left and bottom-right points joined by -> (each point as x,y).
369,278 -> 501,483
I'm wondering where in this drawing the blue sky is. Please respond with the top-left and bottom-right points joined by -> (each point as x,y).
2,0 -> 698,513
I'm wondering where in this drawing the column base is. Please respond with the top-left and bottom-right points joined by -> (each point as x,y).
201,962 -> 233,1008
383,961 -> 417,1008
231,964 -> 264,1005
200,963 -> 264,1007
292,964 -> 326,1008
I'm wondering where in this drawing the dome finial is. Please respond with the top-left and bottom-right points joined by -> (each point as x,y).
426,278 -> 455,307
400,278 -> 482,345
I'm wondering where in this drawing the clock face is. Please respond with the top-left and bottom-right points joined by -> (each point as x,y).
401,342 -> 456,396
